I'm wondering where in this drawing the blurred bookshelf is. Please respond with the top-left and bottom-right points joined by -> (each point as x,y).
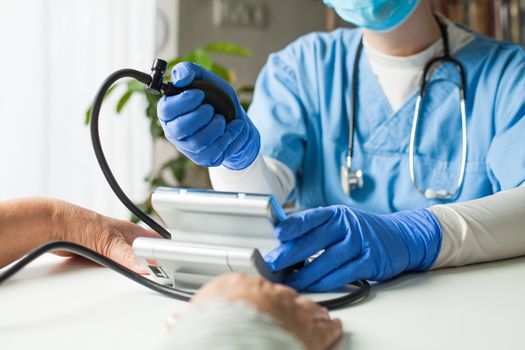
326,1 -> 525,46
431,0 -> 525,45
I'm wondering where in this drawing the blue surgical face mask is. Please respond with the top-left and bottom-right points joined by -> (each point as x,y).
323,0 -> 421,32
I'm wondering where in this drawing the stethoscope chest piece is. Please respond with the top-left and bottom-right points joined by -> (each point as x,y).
341,156 -> 364,196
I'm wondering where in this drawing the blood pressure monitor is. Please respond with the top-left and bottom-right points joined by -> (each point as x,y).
133,188 -> 287,291
1,59 -> 369,310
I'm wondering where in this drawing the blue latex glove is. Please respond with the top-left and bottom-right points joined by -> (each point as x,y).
157,62 -> 260,170
265,205 -> 442,292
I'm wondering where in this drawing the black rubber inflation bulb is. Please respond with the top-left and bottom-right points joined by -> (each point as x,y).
161,81 -> 237,123
146,58 -> 236,123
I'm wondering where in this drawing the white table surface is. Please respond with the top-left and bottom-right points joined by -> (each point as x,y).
1,254 -> 524,350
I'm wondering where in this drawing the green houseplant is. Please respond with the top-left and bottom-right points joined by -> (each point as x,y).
86,42 -> 254,221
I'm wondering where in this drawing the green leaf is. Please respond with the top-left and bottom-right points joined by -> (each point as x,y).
193,49 -> 213,70
170,160 -> 186,183
144,93 -> 163,138
182,51 -> 197,62
130,200 -> 153,223
204,42 -> 252,57
211,63 -> 231,82
166,57 -> 185,72
171,49 -> 213,71
236,84 -> 255,95
145,93 -> 160,119
160,157 -> 190,183
116,90 -> 134,113
237,85 -> 255,110
150,175 -> 168,188
85,107 -> 92,125
240,100 -> 251,111
127,79 -> 147,93
150,118 -> 164,139
84,84 -> 119,125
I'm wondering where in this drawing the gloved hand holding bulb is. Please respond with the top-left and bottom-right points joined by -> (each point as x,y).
157,62 -> 260,170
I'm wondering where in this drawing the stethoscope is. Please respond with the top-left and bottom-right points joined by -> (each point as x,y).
341,16 -> 468,200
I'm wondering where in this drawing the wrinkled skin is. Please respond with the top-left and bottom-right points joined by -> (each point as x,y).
0,197 -> 160,272
189,273 -> 343,350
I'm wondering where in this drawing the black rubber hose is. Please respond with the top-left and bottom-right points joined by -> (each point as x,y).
0,241 -> 192,301
89,69 -> 172,239
0,240 -> 368,309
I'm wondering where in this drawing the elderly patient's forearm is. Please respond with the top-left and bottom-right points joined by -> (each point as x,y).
0,197 -> 58,267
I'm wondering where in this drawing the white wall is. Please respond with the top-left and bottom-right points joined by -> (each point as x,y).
0,0 -> 156,219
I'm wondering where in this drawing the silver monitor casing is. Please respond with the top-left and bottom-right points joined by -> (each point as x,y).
133,188 -> 286,290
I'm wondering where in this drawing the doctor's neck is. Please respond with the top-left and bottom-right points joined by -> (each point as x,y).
362,1 -> 441,57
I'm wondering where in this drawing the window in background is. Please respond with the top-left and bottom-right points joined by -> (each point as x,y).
0,0 -> 157,219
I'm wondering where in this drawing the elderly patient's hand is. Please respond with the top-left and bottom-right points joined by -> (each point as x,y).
191,273 -> 343,350
50,199 -> 160,273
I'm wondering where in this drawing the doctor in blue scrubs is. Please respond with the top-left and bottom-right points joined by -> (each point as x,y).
157,0 -> 525,292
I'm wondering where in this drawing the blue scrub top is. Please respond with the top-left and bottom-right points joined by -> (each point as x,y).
248,28 -> 525,213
